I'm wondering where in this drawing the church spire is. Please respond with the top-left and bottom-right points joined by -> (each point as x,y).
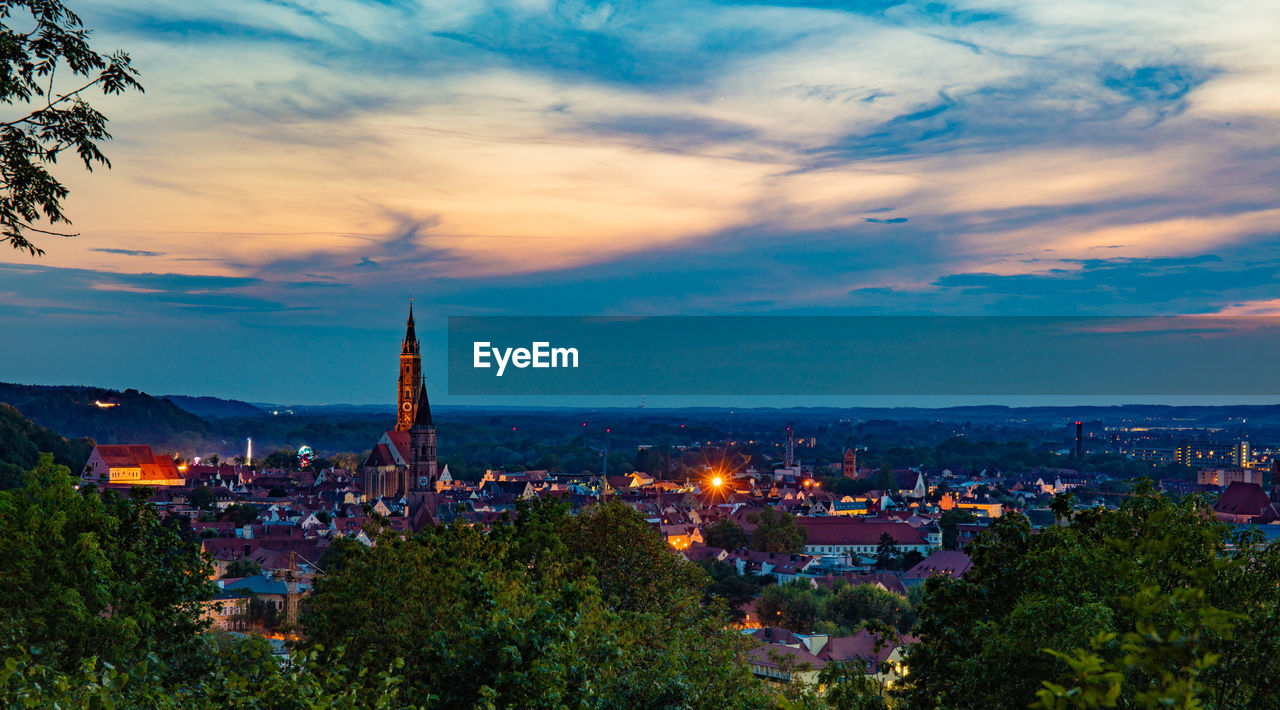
413,378 -> 433,428
402,299 -> 418,354
396,300 -> 422,432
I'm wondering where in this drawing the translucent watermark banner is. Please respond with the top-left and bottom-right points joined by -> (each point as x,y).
447,316 -> 1280,395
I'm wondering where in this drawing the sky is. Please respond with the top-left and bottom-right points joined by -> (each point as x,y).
2,0 -> 1279,405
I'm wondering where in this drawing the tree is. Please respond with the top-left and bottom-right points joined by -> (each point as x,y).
704,518 -> 747,550
187,485 -> 216,510
247,595 -> 279,631
1,636 -> 414,709
1050,491 -> 1076,525
258,449 -> 297,471
817,661 -> 891,710
0,455 -> 212,678
899,485 -> 1280,709
218,503 -> 259,526
826,583 -> 914,633
302,502 -> 768,708
874,465 -> 895,491
874,532 -> 899,570
0,1 -> 142,255
224,559 -> 261,578
758,581 -> 821,634
699,560 -> 770,622
939,507 -> 977,550
749,506 -> 807,554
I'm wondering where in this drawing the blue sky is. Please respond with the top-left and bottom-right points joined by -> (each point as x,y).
1,0 -> 1278,405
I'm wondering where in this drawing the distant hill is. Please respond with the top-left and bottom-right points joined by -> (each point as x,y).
0,382 -> 211,451
163,394 -> 266,419
0,403 -> 94,488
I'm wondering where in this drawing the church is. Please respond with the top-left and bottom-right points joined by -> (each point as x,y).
361,304 -> 440,501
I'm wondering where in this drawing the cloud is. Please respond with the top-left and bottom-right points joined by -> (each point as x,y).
1,0 -> 1277,404
91,247 -> 166,257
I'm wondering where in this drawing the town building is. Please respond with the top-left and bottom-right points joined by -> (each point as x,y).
361,304 -> 439,500
81,444 -> 185,486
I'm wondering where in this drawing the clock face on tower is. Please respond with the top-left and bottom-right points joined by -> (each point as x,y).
402,402 -> 412,411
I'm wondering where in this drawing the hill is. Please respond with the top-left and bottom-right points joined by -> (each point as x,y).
163,394 -> 266,419
0,382 -> 212,453
0,403 -> 94,488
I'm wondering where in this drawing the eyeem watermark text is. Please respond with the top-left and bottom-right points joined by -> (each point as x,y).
473,341 -> 579,376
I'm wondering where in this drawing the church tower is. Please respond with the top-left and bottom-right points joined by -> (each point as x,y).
409,380 -> 438,490
396,303 -> 421,432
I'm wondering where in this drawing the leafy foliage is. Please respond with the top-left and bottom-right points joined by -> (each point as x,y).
900,485 -> 1280,709
0,402 -> 92,488
759,579 -> 916,636
302,499 -> 769,708
750,506 -> 808,553
700,559 -> 773,621
2,638 -> 416,709
704,517 -> 748,549
0,455 -> 212,677
0,0 -> 142,255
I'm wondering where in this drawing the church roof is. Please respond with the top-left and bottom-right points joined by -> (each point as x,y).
413,380 -> 433,427
364,443 -> 396,467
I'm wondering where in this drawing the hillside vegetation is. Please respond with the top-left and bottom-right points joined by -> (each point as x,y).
0,403 -> 93,488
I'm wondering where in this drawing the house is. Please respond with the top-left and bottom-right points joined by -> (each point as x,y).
893,470 -> 928,500
1214,482 -> 1280,524
82,445 -> 184,486
201,589 -> 250,631
954,500 -> 1003,518
662,524 -> 703,549
830,497 -> 872,516
680,543 -> 729,564
219,573 -> 312,617
903,550 -> 972,586
820,628 -> 916,683
796,518 -> 934,560
746,629 -> 828,686
728,550 -> 820,582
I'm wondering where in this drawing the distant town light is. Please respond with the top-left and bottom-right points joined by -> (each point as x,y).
92,400 -> 118,408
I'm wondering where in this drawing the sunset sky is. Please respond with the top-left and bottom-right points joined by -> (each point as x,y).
2,0 -> 1279,404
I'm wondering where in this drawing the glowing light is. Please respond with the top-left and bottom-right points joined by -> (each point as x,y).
92,400 -> 118,408
711,476 -> 723,487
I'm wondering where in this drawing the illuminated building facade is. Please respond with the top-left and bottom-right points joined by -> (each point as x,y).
82,444 -> 185,486
362,304 -> 439,500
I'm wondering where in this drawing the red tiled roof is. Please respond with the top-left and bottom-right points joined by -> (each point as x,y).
820,628 -> 916,671
92,445 -> 182,482
1214,482 -> 1275,518
796,518 -> 927,546
364,443 -> 396,467
904,550 -> 972,580
747,642 -> 827,671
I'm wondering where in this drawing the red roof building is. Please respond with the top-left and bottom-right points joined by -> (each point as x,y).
796,517 -> 933,557
82,444 -> 184,486
1213,482 -> 1279,524
903,550 -> 972,583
